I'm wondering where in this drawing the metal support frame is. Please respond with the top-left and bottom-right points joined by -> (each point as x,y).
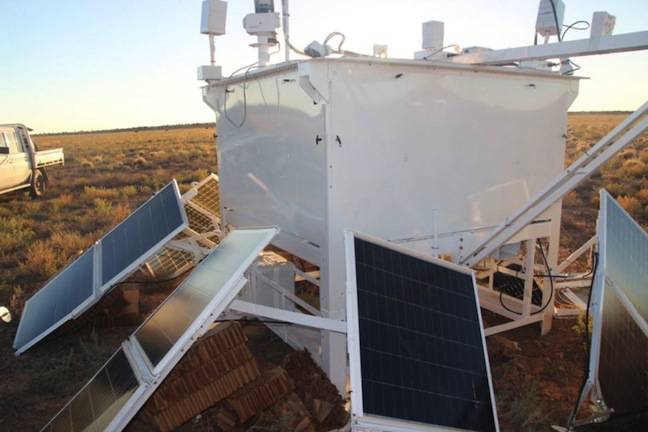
452,31 -> 648,65
480,238 -> 551,336
254,269 -> 321,316
462,101 -> 648,268
229,299 -> 346,334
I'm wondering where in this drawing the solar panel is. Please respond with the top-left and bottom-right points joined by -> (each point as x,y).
44,347 -> 139,432
40,228 -> 278,431
14,247 -> 95,354
134,228 -> 277,369
143,174 -> 222,278
346,232 -> 499,432
14,180 -> 188,355
101,181 -> 186,287
575,190 -> 648,422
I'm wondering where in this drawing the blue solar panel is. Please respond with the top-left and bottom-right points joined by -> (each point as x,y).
14,180 -> 188,355
351,236 -> 497,432
13,247 -> 95,353
40,228 -> 278,431
102,181 -> 186,286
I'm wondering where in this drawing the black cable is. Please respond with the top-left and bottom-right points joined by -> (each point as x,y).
562,20 -> 590,39
549,0 -> 562,42
497,242 -> 555,316
568,252 -> 599,428
535,242 -> 555,315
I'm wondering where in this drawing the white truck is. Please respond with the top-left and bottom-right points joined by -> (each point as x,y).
0,124 -> 64,198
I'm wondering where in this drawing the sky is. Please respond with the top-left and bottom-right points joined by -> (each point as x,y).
0,0 -> 646,133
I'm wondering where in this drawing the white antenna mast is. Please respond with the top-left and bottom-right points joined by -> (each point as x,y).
281,0 -> 290,61
198,0 -> 227,81
244,0 -> 280,66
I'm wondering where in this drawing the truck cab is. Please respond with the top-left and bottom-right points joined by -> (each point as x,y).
0,124 -> 64,198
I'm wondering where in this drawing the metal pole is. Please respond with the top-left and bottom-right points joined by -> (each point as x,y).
281,0 -> 290,61
209,34 -> 216,65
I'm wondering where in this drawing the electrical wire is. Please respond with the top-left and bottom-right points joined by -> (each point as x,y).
223,62 -> 261,129
568,252 -> 599,428
323,31 -> 346,52
288,40 -> 307,56
562,58 -> 581,75
497,242 -> 555,316
562,20 -> 590,39
422,44 -> 461,60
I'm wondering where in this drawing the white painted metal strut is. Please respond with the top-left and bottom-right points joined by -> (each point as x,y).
452,31 -> 648,65
461,101 -> 648,267
228,299 -> 347,333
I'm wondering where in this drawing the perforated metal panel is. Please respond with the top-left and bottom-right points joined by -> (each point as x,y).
346,233 -> 498,432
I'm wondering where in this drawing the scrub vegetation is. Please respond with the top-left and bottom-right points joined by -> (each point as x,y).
0,114 -> 646,431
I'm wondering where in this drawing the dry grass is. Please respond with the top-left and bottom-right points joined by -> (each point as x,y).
560,114 -> 648,252
0,125 -> 216,310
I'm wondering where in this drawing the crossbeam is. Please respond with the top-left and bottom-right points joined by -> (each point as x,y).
452,31 -> 648,65
228,299 -> 347,334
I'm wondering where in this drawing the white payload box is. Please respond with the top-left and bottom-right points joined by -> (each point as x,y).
204,57 -> 577,268
203,57 -> 579,389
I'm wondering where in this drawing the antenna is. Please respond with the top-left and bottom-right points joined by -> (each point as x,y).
244,0 -> 280,66
198,0 -> 227,81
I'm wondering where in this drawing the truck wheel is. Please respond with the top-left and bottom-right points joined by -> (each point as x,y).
30,169 -> 47,198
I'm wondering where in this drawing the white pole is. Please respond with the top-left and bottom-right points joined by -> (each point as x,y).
209,34 -> 216,65
257,36 -> 270,66
282,0 -> 290,61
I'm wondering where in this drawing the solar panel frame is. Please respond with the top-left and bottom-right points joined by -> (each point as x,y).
41,344 -> 143,432
13,246 -> 97,354
39,227 -> 278,432
577,190 -> 648,421
344,230 -> 499,432
98,180 -> 189,293
14,180 -> 189,355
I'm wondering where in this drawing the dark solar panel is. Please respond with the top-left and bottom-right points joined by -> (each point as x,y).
45,348 -> 139,432
352,237 -> 497,432
101,181 -> 185,286
134,228 -> 276,368
13,247 -> 95,352
599,281 -> 648,416
596,193 -> 648,416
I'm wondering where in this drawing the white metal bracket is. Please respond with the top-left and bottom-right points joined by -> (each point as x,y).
298,62 -> 329,104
